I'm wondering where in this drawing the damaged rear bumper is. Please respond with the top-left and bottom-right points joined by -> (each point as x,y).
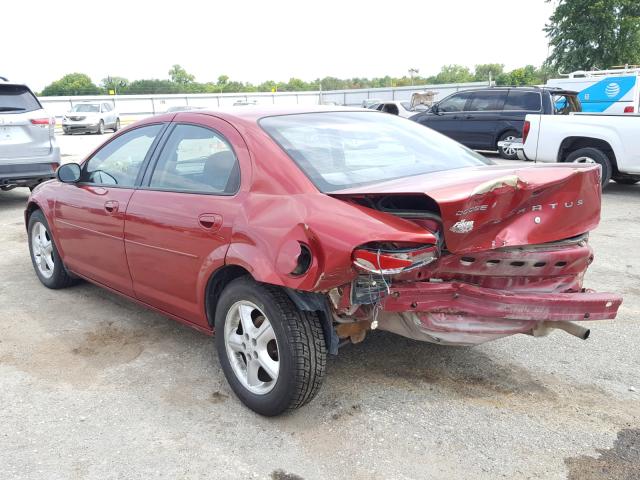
372,281 -> 622,345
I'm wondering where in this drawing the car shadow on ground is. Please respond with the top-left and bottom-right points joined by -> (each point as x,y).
0,188 -> 30,209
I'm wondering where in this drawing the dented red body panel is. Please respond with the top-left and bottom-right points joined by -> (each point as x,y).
27,106 -> 622,346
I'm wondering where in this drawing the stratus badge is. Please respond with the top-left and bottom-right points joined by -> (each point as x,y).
450,219 -> 474,234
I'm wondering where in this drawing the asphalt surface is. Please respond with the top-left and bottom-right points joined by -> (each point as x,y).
1,133 -> 639,480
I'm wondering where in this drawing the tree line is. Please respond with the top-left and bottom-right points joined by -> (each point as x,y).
39,63 -> 553,97
39,0 -> 640,97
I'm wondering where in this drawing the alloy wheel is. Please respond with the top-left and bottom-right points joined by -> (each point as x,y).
572,156 -> 596,164
224,300 -> 280,395
500,135 -> 517,157
31,222 -> 54,279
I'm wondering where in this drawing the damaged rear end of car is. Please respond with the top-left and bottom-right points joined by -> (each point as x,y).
325,163 -> 621,346
258,110 -> 622,350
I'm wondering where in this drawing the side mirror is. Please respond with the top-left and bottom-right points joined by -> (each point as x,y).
57,163 -> 81,183
430,103 -> 439,114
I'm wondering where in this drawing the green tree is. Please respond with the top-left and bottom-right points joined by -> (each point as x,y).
168,64 -> 195,84
101,76 -> 129,94
41,73 -> 101,96
126,79 -> 181,94
474,64 -> 504,82
545,0 -> 640,72
433,65 -> 473,84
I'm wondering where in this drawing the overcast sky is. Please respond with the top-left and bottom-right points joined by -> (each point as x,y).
5,0 -> 556,91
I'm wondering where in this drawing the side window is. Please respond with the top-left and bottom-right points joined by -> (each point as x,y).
149,124 -> 240,194
102,103 -> 112,112
467,91 -> 507,111
504,91 -> 542,111
84,124 -> 162,187
438,93 -> 470,112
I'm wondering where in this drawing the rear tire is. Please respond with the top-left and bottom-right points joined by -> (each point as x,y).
113,118 -> 120,132
28,210 -> 77,289
215,277 -> 327,416
498,131 -> 519,160
565,147 -> 612,188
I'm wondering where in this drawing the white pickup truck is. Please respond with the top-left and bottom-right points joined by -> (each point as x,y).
501,113 -> 640,187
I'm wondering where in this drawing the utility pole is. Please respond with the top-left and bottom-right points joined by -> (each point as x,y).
408,68 -> 419,86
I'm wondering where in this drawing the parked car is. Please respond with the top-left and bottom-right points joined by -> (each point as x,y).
499,112 -> 640,187
368,100 -> 416,118
362,99 -> 382,108
0,79 -> 59,191
410,87 -> 581,159
26,107 -> 621,415
165,105 -> 206,113
62,102 -> 120,135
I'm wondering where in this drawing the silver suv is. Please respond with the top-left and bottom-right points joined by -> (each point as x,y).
0,79 -> 60,191
62,102 -> 120,135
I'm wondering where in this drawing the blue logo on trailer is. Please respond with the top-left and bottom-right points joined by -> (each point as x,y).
577,76 -> 636,112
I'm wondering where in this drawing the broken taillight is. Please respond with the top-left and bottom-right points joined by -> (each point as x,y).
352,243 -> 438,275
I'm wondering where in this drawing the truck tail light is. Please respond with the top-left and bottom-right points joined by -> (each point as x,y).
624,106 -> 635,113
522,120 -> 531,144
353,243 -> 438,275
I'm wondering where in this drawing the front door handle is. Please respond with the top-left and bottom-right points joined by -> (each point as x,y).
104,200 -> 119,214
198,213 -> 223,232
464,115 -> 474,119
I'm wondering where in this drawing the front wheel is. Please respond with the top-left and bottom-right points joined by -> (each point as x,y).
215,277 -> 327,416
565,147 -> 612,188
28,210 -> 77,289
96,120 -> 104,135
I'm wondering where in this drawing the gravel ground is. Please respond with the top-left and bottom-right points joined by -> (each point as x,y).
0,135 -> 639,479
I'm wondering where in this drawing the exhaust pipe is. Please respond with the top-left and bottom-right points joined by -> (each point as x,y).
551,321 -> 590,340
532,321 -> 591,340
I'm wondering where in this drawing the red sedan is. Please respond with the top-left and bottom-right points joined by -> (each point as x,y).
26,106 -> 622,415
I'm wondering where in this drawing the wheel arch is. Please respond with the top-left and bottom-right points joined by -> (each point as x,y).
24,200 -> 42,230
557,136 -> 619,173
204,264 -> 252,329
204,263 -> 338,355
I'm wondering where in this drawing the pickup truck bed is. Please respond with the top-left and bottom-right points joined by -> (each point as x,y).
502,113 -> 640,187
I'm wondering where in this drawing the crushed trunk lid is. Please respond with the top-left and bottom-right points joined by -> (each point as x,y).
330,163 -> 601,254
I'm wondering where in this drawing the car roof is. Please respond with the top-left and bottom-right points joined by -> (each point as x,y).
179,105 -> 371,123
455,86 -> 578,94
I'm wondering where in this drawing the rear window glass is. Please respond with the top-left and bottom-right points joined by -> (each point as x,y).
260,111 -> 490,193
0,85 -> 41,113
503,91 -> 541,111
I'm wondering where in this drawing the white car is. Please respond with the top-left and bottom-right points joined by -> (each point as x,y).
369,101 -> 416,118
62,102 -> 120,135
500,112 -> 640,187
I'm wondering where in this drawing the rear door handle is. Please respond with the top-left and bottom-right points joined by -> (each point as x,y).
198,213 -> 223,232
104,200 -> 119,213
464,115 -> 474,119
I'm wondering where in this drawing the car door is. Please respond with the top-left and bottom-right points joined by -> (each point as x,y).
53,124 -> 165,295
101,103 -> 113,127
462,90 -> 508,150
416,92 -> 471,143
124,114 -> 246,327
